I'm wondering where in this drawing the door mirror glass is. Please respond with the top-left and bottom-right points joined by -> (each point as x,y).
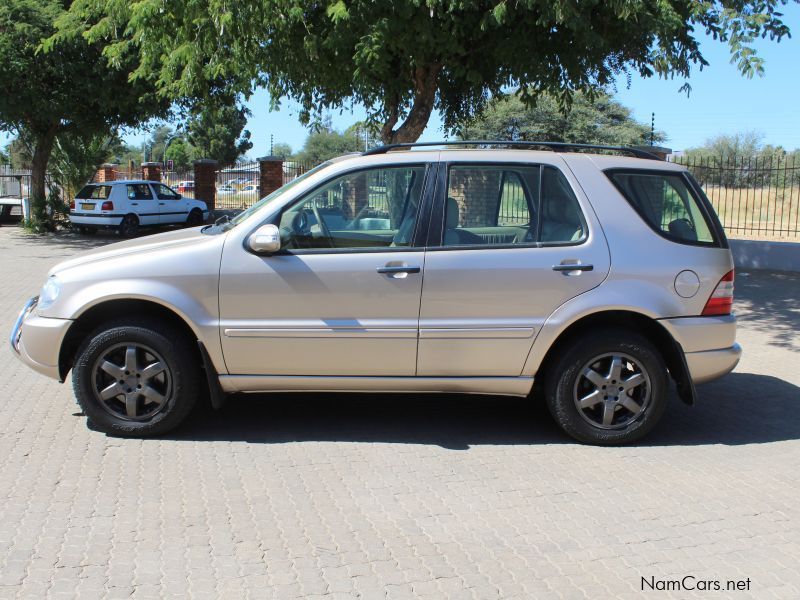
248,224 -> 282,254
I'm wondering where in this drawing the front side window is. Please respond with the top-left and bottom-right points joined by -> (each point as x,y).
441,164 -> 586,247
278,165 -> 427,250
126,184 -> 152,200
606,170 -> 715,244
154,184 -> 180,200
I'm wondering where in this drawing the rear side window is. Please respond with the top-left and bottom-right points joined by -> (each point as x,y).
126,184 -> 152,200
75,185 -> 112,199
606,170 -> 716,244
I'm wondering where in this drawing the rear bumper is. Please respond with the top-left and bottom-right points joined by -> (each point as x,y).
659,315 -> 742,384
684,343 -> 742,384
70,213 -> 122,226
10,297 -> 71,380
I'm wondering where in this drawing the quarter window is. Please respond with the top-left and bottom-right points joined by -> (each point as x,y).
607,171 -> 715,244
278,166 -> 427,250
441,164 -> 586,247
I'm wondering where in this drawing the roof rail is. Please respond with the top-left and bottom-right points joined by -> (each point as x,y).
362,140 -> 660,160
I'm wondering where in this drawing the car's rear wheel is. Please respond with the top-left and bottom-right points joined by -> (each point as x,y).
545,329 -> 667,445
186,208 -> 204,227
72,318 -> 200,437
118,214 -> 139,237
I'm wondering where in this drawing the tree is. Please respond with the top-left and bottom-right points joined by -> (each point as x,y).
186,99 -> 253,166
458,91 -> 665,146
0,0 -> 168,230
271,143 -> 293,160
293,118 -> 363,165
58,1 -> 796,146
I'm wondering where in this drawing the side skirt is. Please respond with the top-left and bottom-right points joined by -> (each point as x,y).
219,375 -> 534,397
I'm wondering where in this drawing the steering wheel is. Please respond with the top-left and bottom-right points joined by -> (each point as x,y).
310,203 -> 334,246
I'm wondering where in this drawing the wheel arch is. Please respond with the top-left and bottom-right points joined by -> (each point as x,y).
531,309 -> 695,405
58,298 -> 201,382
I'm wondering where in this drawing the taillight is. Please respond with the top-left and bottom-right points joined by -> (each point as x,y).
702,269 -> 734,316
100,201 -> 114,211
69,199 -> 75,210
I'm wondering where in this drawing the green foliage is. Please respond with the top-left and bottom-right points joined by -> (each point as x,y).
271,143 -> 293,160
680,132 -> 800,187
458,91 -> 665,146
186,99 -> 253,166
55,0 -> 798,145
293,118 -> 363,164
0,0 -> 168,231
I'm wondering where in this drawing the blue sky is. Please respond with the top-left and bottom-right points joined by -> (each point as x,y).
5,4 -> 800,156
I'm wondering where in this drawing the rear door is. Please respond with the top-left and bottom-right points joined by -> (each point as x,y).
417,158 -> 610,376
152,183 -> 189,224
125,183 -> 159,225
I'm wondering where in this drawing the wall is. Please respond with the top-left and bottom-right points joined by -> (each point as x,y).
730,239 -> 800,273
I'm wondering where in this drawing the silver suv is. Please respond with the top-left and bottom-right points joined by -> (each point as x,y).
11,142 -> 741,444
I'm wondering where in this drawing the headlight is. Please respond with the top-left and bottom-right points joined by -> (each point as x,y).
38,276 -> 61,309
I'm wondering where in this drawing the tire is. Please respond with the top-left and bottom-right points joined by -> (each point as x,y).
118,214 -> 139,237
544,328 -> 668,445
72,318 -> 201,437
186,209 -> 204,227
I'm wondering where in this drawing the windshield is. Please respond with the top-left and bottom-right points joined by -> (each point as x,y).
220,161 -> 333,231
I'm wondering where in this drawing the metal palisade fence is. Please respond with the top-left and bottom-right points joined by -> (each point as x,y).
673,155 -> 800,239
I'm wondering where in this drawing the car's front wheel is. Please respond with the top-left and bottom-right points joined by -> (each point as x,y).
545,329 -> 668,445
186,208 -> 204,227
72,318 -> 200,436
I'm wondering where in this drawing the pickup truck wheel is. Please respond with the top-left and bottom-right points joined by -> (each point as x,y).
186,209 -> 204,227
545,329 -> 667,445
72,319 -> 200,437
118,214 -> 139,237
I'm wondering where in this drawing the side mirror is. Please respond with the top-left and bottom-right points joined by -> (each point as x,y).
247,223 -> 281,254
176,194 -> 183,199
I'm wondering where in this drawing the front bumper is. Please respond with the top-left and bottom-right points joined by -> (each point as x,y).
659,315 -> 742,384
10,297 -> 72,380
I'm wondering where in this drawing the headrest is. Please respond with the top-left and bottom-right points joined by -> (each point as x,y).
446,197 -> 460,229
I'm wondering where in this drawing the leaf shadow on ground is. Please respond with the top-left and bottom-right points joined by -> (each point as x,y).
166,372 -> 800,449
735,269 -> 800,351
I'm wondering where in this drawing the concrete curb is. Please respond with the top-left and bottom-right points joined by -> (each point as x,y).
730,239 -> 800,273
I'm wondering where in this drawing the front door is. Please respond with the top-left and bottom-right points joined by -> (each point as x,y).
417,159 -> 610,376
125,183 -> 159,225
218,163 -> 433,376
151,183 -> 188,224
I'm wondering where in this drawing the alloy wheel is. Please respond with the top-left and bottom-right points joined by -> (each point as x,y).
573,352 -> 651,430
91,342 -> 172,421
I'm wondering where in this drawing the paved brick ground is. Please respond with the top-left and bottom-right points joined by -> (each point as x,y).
1,226 -> 799,599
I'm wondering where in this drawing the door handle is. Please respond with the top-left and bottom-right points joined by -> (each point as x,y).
376,265 -> 421,274
159,202 -> 166,206
552,263 -> 594,272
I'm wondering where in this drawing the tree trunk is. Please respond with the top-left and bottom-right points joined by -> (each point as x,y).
381,64 -> 442,145
29,124 -> 59,229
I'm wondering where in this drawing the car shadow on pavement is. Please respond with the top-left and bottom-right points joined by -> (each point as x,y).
735,270 -> 800,350
167,372 -> 800,449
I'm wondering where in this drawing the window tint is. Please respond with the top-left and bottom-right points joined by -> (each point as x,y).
441,164 -> 585,247
75,185 -> 112,199
154,184 -> 180,200
126,184 -> 153,200
278,166 -> 426,250
607,171 -> 715,244
539,166 -> 587,244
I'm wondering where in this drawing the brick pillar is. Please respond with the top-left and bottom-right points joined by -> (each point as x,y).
141,162 -> 161,182
193,159 -> 218,211
95,163 -> 117,182
258,156 -> 284,198
342,172 -> 367,219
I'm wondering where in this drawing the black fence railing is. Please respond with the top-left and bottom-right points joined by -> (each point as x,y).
673,155 -> 800,239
